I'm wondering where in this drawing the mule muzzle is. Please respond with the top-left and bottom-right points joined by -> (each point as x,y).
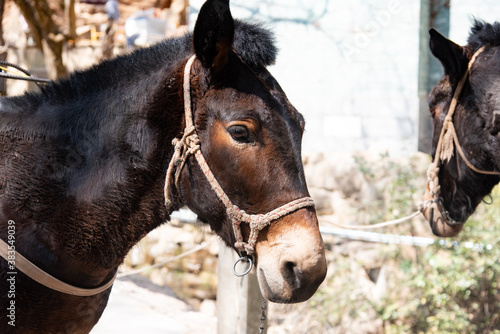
422,188 -> 463,237
257,251 -> 327,303
254,209 -> 327,303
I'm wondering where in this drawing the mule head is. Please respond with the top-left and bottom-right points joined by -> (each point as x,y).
422,25 -> 500,236
175,0 -> 326,303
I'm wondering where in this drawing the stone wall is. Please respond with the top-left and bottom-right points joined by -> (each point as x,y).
303,151 -> 430,228
122,220 -> 220,311
189,0 -> 420,156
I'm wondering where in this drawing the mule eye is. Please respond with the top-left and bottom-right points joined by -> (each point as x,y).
228,125 -> 252,143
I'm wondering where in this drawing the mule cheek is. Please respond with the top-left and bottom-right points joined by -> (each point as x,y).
254,209 -> 327,303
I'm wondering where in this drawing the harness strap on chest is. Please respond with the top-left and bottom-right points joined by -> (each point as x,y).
0,237 -> 116,296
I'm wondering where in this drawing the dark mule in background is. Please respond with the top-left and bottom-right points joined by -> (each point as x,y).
0,0 -> 327,332
422,20 -> 500,236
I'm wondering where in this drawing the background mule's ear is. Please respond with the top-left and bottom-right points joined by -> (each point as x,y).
193,0 -> 234,72
429,28 -> 468,83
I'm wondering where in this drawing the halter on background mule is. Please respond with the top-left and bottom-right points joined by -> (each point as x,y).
421,21 -> 500,237
0,0 -> 326,332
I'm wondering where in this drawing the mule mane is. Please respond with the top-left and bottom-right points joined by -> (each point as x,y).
30,20 -> 277,103
467,20 -> 500,54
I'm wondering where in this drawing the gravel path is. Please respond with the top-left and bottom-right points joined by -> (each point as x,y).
91,275 -> 216,334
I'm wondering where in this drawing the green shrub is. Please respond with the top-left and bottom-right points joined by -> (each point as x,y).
381,187 -> 500,333
308,153 -> 500,333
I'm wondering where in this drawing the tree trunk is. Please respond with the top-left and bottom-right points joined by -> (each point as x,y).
65,0 -> 76,41
42,34 -> 67,79
101,20 -> 115,61
12,0 -> 68,79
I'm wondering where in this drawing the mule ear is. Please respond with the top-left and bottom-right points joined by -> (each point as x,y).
429,28 -> 467,82
193,0 -> 234,72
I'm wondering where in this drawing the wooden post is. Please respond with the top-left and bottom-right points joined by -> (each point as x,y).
216,242 -> 267,334
65,0 -> 76,41
417,0 -> 450,153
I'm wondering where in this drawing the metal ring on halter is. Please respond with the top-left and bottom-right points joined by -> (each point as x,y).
232,255 -> 253,277
483,194 -> 494,205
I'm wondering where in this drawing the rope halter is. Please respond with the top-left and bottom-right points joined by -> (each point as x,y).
164,55 -> 315,256
426,46 -> 500,221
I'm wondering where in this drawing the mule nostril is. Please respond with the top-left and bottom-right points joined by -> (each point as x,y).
281,260 -> 304,289
285,261 -> 295,273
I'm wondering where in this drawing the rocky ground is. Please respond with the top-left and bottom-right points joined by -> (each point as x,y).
91,275 -> 216,334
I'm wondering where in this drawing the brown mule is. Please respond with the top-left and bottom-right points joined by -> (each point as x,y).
0,0 -> 326,332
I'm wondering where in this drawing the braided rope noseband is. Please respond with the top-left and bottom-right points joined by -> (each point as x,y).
164,55 -> 315,255
426,46 -> 500,224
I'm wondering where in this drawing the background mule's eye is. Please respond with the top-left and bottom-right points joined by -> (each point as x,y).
228,125 -> 252,143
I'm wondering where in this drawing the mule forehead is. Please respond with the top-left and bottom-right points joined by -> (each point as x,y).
207,87 -> 297,126
469,47 -> 500,97
436,47 -> 500,115
203,86 -> 304,164
197,62 -> 308,196
212,59 -> 305,135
